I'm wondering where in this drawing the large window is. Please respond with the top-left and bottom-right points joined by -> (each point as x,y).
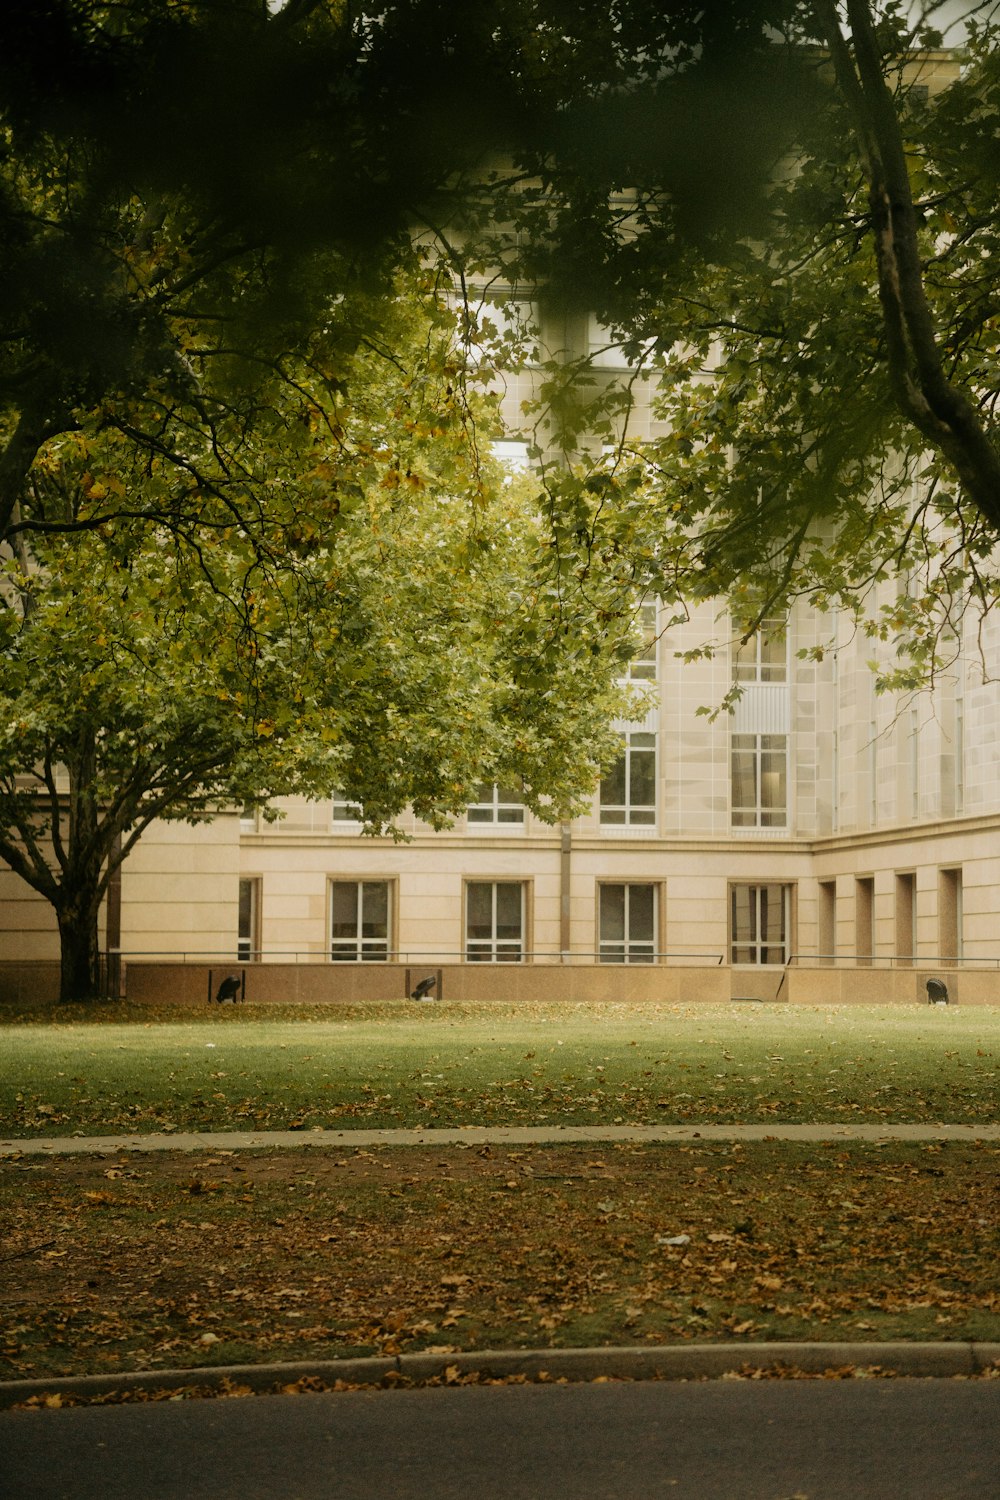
332,792 -> 362,825
731,734 -> 787,828
238,878 -> 260,961
733,618 -> 787,682
600,732 -> 656,826
731,884 -> 789,965
467,783 -> 525,825
587,313 -> 655,369
330,881 -> 390,962
628,602 -> 658,681
599,884 -> 657,964
939,868 -> 963,964
466,881 -> 524,962
856,876 -> 874,967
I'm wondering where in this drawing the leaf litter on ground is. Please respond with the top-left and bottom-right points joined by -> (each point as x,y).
2,1139 -> 998,1384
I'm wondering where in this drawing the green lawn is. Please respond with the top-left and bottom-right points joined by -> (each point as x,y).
3,1001 -> 998,1385
1,1000 -> 997,1135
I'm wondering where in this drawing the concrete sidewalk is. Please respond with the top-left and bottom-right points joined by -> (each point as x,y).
3,1121 -> 1000,1154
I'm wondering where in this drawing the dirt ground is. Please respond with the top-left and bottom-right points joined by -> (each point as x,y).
3,1140 -> 999,1381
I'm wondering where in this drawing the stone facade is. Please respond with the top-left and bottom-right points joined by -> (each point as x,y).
6,582 -> 997,1005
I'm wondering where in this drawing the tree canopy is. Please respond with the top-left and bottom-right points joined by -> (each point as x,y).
452,2 -> 1000,683
0,278 -> 639,997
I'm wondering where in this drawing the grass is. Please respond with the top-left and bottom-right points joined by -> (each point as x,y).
2,999 -> 997,1383
0,999 -> 997,1135
2,1139 -> 998,1381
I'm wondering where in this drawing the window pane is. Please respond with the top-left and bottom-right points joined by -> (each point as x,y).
600,886 -> 626,943
466,883 -> 494,939
760,741 -> 787,820
759,624 -> 787,681
629,603 -> 658,680
330,883 -> 359,938
733,638 -> 757,681
238,879 -> 254,940
495,882 -> 522,940
361,882 -> 388,938
759,886 -> 786,946
496,784 -> 525,824
629,885 -> 655,942
732,886 -> 754,945
629,746 -> 655,808
600,753 -> 627,810
731,740 -> 757,814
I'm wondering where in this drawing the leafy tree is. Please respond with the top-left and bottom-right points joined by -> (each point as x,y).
0,0 -> 534,557
0,288 -> 638,999
0,0 -> 832,564
455,2 -> 1000,681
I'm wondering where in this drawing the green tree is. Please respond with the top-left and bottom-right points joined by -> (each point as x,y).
1,285 -> 638,1000
4,1 -> 678,998
463,3 -> 1000,678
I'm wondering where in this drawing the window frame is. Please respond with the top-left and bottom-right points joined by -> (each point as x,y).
237,877 -> 261,962
599,730 -> 657,827
731,733 -> 788,829
730,883 -> 791,966
332,793 -> 363,826
732,617 -> 788,684
329,879 -> 392,963
627,601 -> 658,682
597,882 -> 659,964
464,879 -> 527,963
466,782 -> 526,827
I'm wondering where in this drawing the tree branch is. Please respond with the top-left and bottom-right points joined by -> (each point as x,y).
813,0 -> 1000,529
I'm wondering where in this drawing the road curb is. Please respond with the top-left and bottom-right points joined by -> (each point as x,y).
3,1342 -> 999,1409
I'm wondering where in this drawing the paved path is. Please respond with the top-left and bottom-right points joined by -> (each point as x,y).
3,1122 -> 999,1154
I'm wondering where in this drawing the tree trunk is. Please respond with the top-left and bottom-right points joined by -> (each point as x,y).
56,892 -> 102,1002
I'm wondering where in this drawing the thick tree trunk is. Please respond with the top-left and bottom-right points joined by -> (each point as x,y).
56,892 -> 102,1002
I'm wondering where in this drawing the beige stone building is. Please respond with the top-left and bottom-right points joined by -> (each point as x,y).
3,570 -> 997,1005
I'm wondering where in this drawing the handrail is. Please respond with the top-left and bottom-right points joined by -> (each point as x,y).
95,948 -> 728,967
787,952 -> 992,969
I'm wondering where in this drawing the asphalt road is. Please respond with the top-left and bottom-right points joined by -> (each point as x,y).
2,1378 -> 998,1500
